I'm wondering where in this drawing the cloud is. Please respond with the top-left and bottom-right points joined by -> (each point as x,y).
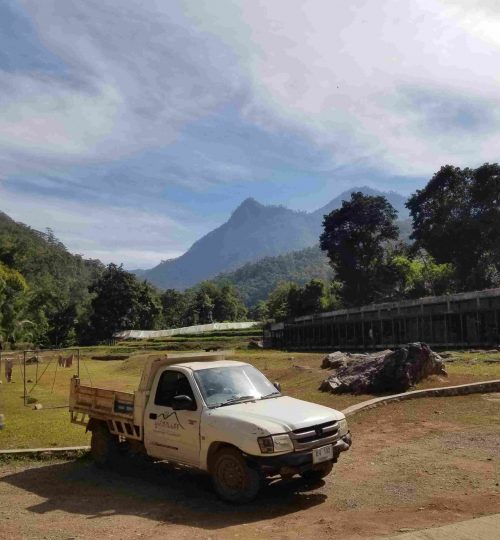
5,0 -> 500,181
185,0 -> 500,175
2,0 -> 500,267
0,185 -> 190,268
1,0 -> 241,178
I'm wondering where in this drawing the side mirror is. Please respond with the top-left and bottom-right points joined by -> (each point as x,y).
172,395 -> 195,411
273,381 -> 281,392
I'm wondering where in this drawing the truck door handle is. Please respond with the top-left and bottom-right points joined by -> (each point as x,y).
149,413 -> 157,420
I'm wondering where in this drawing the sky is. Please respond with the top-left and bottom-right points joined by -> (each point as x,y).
1,0 -> 499,269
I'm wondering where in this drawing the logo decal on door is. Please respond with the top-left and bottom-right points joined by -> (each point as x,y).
154,411 -> 185,432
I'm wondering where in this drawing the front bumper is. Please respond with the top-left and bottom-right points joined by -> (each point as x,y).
249,432 -> 352,476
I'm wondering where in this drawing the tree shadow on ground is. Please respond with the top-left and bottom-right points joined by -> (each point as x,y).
2,456 -> 327,530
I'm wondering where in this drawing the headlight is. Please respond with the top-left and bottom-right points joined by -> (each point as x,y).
258,434 -> 294,453
338,418 -> 348,436
258,436 -> 274,453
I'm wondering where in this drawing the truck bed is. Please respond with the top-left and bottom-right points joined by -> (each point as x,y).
69,377 -> 142,440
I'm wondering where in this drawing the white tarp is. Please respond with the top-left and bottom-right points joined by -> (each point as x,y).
114,321 -> 260,340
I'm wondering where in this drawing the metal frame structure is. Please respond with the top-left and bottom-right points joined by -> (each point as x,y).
0,348 -> 80,406
264,288 -> 500,351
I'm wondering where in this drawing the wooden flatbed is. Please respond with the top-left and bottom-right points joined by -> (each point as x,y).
69,377 -> 141,440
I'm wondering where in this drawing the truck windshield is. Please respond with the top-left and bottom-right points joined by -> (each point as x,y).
193,365 -> 279,407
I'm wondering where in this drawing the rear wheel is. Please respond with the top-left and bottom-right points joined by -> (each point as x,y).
90,422 -> 119,467
300,461 -> 334,481
211,447 -> 262,503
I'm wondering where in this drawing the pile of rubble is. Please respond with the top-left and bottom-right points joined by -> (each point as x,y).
319,343 -> 446,394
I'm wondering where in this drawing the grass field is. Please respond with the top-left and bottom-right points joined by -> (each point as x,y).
1,344 -> 499,449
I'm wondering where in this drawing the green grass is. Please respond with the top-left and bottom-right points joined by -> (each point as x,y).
1,346 -> 498,450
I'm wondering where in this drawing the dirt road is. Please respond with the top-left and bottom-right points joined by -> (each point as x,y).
1,394 -> 499,540
391,513 -> 500,539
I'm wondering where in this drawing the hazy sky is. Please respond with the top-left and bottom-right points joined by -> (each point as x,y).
1,0 -> 499,268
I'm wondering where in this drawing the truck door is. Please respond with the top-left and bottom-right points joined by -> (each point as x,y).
144,369 -> 202,466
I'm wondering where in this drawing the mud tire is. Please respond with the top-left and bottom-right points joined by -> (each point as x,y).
211,447 -> 262,504
90,422 -> 119,468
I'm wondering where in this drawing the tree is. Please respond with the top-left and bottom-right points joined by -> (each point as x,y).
265,282 -> 294,320
89,264 -> 161,341
161,289 -> 189,328
189,281 -> 247,324
406,163 -> 500,290
300,279 -> 334,315
0,262 -> 29,345
320,192 -> 399,306
213,283 -> 247,321
249,300 -> 269,322
390,251 -> 455,299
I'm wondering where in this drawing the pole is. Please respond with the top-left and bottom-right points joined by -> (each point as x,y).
77,348 -> 80,378
23,350 -> 27,406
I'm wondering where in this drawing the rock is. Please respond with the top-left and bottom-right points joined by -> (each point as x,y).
372,349 -> 393,357
319,343 -> 447,395
321,351 -> 349,369
247,340 -> 264,349
33,403 -> 43,410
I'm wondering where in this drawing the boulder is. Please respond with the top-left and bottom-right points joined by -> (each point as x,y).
319,343 -> 446,395
321,351 -> 349,369
321,349 -> 393,370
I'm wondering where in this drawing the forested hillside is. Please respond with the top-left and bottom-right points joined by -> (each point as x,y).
0,211 -> 250,346
212,245 -> 332,306
0,211 -> 103,347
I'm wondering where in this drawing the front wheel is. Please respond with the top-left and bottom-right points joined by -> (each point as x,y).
211,447 -> 262,503
300,461 -> 334,481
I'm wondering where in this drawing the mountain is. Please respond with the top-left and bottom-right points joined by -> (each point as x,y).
139,187 -> 409,290
0,211 -> 103,288
312,186 -> 408,222
0,210 -> 104,345
212,245 -> 333,307
141,198 -> 319,289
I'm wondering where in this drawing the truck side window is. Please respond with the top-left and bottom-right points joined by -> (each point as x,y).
155,371 -> 196,409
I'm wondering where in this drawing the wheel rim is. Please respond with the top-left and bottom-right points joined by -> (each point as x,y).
216,455 -> 246,493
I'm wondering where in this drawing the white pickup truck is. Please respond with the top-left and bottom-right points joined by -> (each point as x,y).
69,351 -> 351,503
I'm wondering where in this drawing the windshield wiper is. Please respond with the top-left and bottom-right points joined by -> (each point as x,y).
260,391 -> 281,399
218,395 -> 256,407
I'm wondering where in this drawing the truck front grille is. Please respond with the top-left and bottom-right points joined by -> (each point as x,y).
290,420 -> 339,451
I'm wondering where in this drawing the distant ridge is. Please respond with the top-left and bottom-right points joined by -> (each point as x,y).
138,187 -> 408,290
213,245 -> 333,306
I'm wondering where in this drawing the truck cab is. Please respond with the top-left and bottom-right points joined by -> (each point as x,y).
70,352 -> 351,503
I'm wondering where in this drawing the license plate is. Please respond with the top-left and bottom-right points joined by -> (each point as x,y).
312,444 -> 333,464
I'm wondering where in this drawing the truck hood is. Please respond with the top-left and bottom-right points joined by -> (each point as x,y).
207,395 -> 344,435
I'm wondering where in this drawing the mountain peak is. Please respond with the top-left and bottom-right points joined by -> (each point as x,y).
237,197 -> 262,210
230,197 -> 265,221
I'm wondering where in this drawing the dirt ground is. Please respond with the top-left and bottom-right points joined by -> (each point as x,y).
1,393 -> 499,540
